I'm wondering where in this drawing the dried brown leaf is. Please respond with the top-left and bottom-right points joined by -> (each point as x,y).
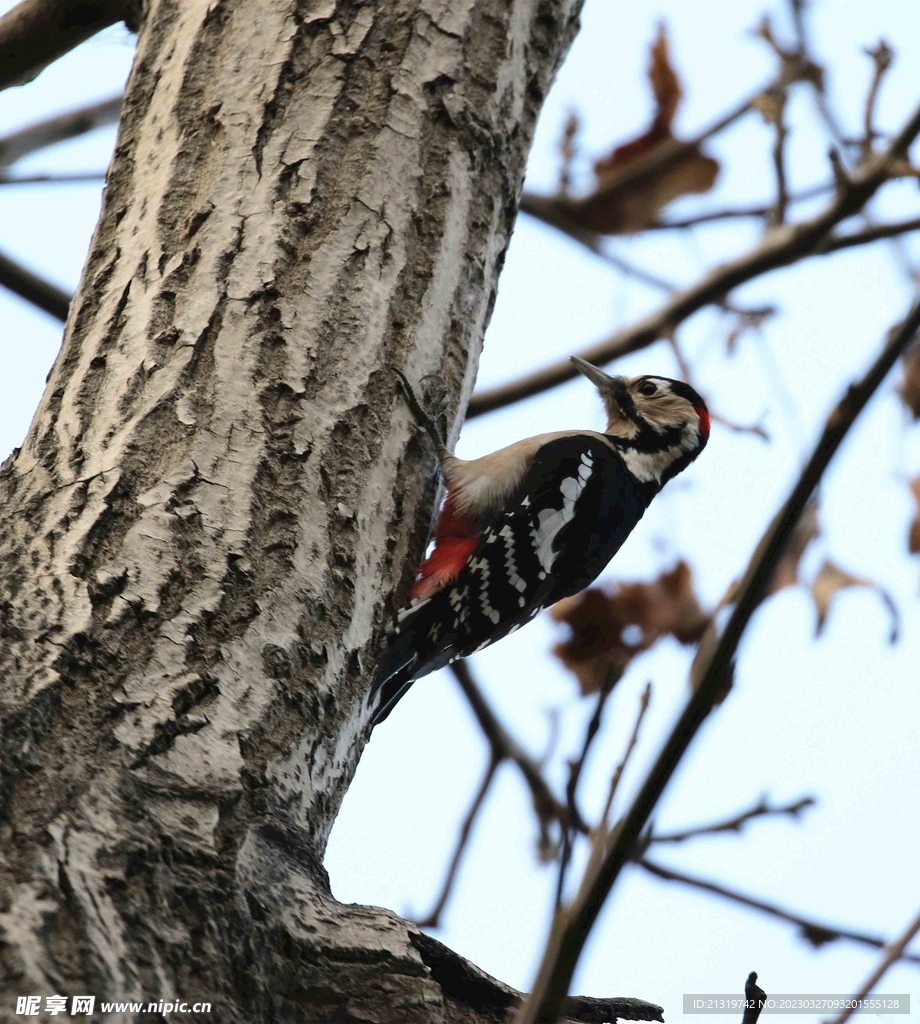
909,476 -> 920,554
562,23 -> 718,235
551,589 -> 636,695
571,151 -> 719,235
812,559 -> 899,642
594,23 -> 681,178
899,344 -> 920,418
552,561 -> 709,694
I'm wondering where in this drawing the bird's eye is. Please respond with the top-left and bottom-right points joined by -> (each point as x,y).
638,380 -> 657,397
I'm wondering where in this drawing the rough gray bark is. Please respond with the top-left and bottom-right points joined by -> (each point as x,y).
0,0 -> 659,1020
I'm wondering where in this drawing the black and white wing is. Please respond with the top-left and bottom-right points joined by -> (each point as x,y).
369,434 -> 649,724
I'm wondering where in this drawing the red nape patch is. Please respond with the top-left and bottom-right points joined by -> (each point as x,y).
695,406 -> 711,439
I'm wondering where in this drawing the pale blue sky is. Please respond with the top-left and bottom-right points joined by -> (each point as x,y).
1,1 -> 918,1020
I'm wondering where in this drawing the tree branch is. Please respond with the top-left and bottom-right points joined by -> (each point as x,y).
471,101 -> 920,419
515,290 -> 920,1023
559,68 -> 813,233
826,907 -> 920,1024
816,216 -> 920,254
414,754 -> 500,929
555,680 -> 614,907
450,661 -> 587,837
0,171 -> 107,185
0,248 -> 69,321
0,1 -> 138,94
0,95 -> 122,166
645,795 -> 815,846
642,183 -> 833,229
638,860 -> 920,965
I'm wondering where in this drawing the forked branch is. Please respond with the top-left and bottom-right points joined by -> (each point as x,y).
515,290 -> 920,1022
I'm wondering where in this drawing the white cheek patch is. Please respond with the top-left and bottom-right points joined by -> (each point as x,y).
621,427 -> 699,483
621,446 -> 683,483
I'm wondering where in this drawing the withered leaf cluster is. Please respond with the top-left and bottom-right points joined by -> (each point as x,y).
551,561 -> 708,694
553,502 -> 898,698
561,24 -> 719,235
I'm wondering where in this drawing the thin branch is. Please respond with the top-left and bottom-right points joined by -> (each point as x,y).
644,183 -> 833,229
0,249 -> 69,322
862,41 -> 894,159
0,95 -> 122,167
771,94 -> 789,225
555,680 -> 613,908
597,682 -> 651,829
646,795 -> 815,846
816,216 -> 920,255
449,661 -> 586,836
0,1 -> 138,94
413,754 -> 500,928
788,0 -> 847,151
744,972 -> 767,1024
470,102 -> 920,419
516,291 -> 920,1023
637,859 -> 920,967
563,67 -> 813,232
789,0 -> 919,287
826,907 -> 920,1024
0,171 -> 107,186
519,192 -> 678,293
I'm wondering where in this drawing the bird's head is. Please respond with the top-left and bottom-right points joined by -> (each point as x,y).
571,356 -> 710,488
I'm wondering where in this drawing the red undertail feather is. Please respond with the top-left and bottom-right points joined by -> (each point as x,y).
409,490 -> 478,601
695,406 -> 711,439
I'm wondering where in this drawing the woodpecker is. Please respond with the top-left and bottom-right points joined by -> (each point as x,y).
369,357 -> 710,724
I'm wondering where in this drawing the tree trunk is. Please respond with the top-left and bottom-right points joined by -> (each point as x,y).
0,1 -> 660,1020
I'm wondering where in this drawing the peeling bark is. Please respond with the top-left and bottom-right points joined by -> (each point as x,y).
0,0 -> 657,1020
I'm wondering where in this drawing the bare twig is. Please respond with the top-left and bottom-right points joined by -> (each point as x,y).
558,112 -> 578,199
516,292 -> 920,1023
470,102 -> 920,419
420,663 -> 586,926
0,171 -> 107,186
645,183 -> 833,229
517,685 -> 652,1024
862,41 -> 894,158
565,67 -> 814,232
825,907 -> 920,1023
0,1 -> 138,94
414,754 -> 500,928
0,95 -> 122,166
646,795 -> 815,846
816,216 -> 920,255
771,94 -> 789,224
520,193 -> 777,326
744,972 -> 767,1024
788,0 -> 845,150
555,679 -> 614,908
0,249 -> 69,322
597,683 -> 651,831
789,1 -> 918,287
637,859 -> 920,967
519,192 -> 679,293
450,662 -> 586,836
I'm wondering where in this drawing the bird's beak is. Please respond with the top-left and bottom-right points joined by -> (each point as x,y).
570,356 -> 628,403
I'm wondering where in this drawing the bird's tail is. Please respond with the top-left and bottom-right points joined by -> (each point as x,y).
367,594 -> 455,725
367,630 -> 419,726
